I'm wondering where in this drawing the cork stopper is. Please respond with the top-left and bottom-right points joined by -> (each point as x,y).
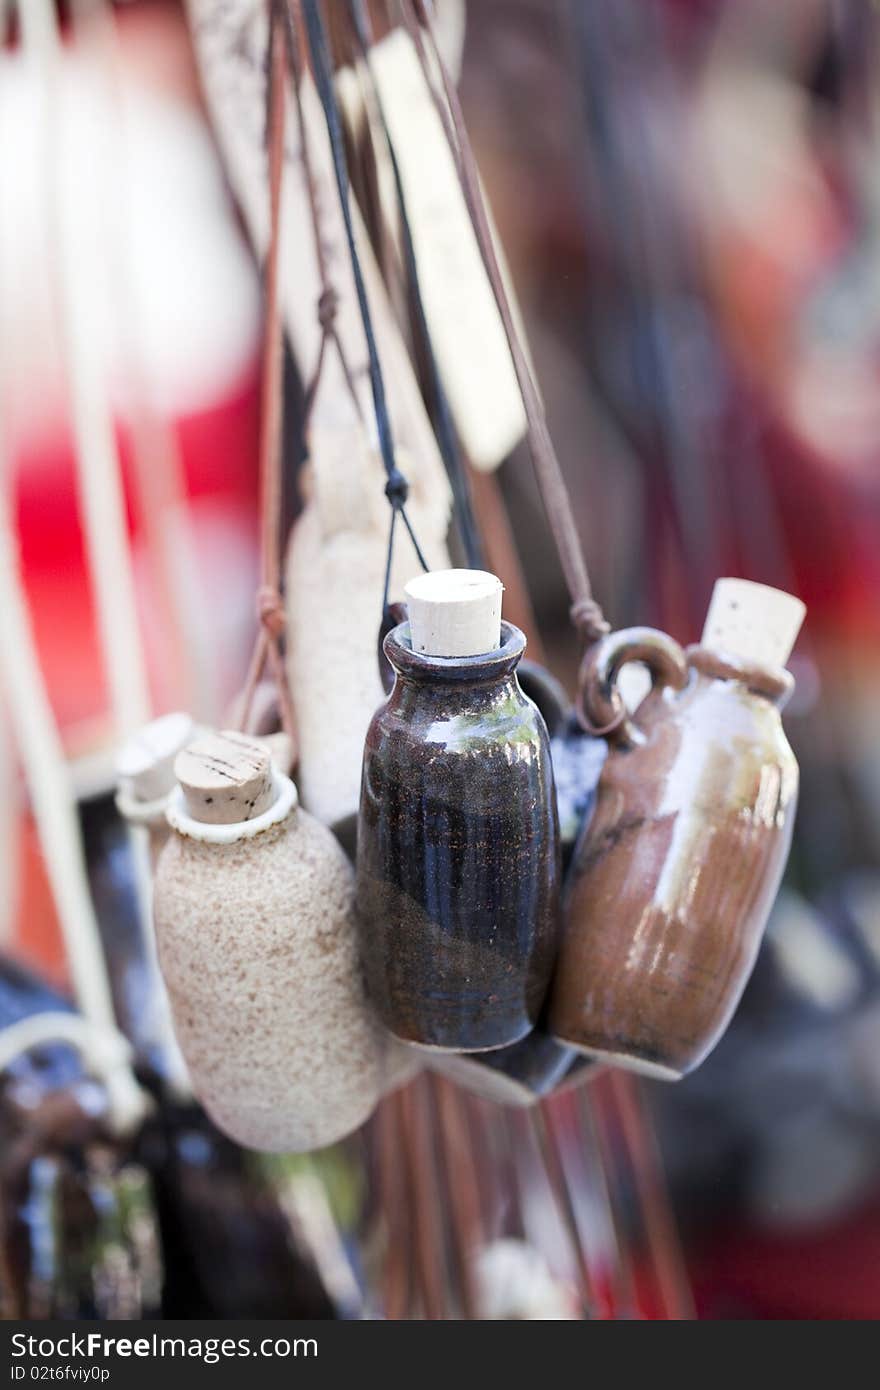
405,569 -> 503,657
702,579 -> 805,669
174,731 -> 276,825
117,712 -> 196,803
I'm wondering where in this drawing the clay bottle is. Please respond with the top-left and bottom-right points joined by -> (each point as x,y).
550,579 -> 805,1079
426,662 -> 603,1102
153,730 -> 387,1151
357,570 -> 561,1053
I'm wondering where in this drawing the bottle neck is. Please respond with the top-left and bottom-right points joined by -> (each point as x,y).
165,773 -> 298,844
384,619 -> 527,690
686,645 -> 793,709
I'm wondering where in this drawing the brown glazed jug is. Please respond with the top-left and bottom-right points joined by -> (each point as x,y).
356,617 -> 561,1053
550,602 -> 802,1080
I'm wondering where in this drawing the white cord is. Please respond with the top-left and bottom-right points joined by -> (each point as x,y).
1,0 -> 147,1134
72,0 -> 218,726
19,0 -> 189,1099
21,1 -> 151,738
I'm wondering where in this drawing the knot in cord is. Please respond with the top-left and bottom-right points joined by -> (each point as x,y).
317,286 -> 339,332
570,597 -> 610,646
384,467 -> 409,509
257,585 -> 286,640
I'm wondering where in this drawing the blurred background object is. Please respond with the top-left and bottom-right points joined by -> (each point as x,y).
1,0 -> 879,1320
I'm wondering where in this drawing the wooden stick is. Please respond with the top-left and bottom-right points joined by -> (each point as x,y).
399,1076 -> 447,1319
431,1075 -> 481,1318
376,1094 -> 412,1320
588,1079 -> 643,1319
530,1103 -> 594,1317
609,1073 -> 696,1321
573,1087 -> 639,1320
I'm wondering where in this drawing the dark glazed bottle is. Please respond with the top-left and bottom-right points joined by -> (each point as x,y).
549,625 -> 801,1079
357,620 -> 561,1052
428,660 -> 604,1101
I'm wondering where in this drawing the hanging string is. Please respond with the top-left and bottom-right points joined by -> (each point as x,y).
238,3 -> 298,745
293,0 -> 430,617
400,0 -> 609,649
347,0 -> 483,572
276,0 -> 364,433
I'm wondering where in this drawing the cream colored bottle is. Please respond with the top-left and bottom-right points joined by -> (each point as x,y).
153,731 -> 387,1151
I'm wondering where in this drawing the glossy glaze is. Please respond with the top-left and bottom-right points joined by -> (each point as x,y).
357,620 -> 561,1052
429,663 -> 602,1100
550,632 -> 799,1079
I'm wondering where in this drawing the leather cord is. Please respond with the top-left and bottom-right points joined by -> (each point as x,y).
238,3 -> 298,748
348,0 -> 484,573
294,0 -> 430,605
402,0 -> 609,648
277,0 -> 365,432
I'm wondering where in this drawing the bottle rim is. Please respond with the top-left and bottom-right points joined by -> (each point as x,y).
384,619 -> 526,684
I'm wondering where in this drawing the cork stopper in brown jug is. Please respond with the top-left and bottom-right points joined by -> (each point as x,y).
701,578 -> 805,669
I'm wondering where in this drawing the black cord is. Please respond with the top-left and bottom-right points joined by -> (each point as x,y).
348,0 -> 484,572
300,0 -> 429,584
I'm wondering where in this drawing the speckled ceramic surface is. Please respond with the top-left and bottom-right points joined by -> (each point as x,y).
154,790 -> 388,1152
357,620 -> 561,1053
550,632 -> 799,1079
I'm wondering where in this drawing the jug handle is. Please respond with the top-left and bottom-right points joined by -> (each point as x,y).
577,627 -> 689,745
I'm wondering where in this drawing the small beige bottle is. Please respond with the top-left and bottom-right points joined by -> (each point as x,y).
153,731 -> 387,1151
